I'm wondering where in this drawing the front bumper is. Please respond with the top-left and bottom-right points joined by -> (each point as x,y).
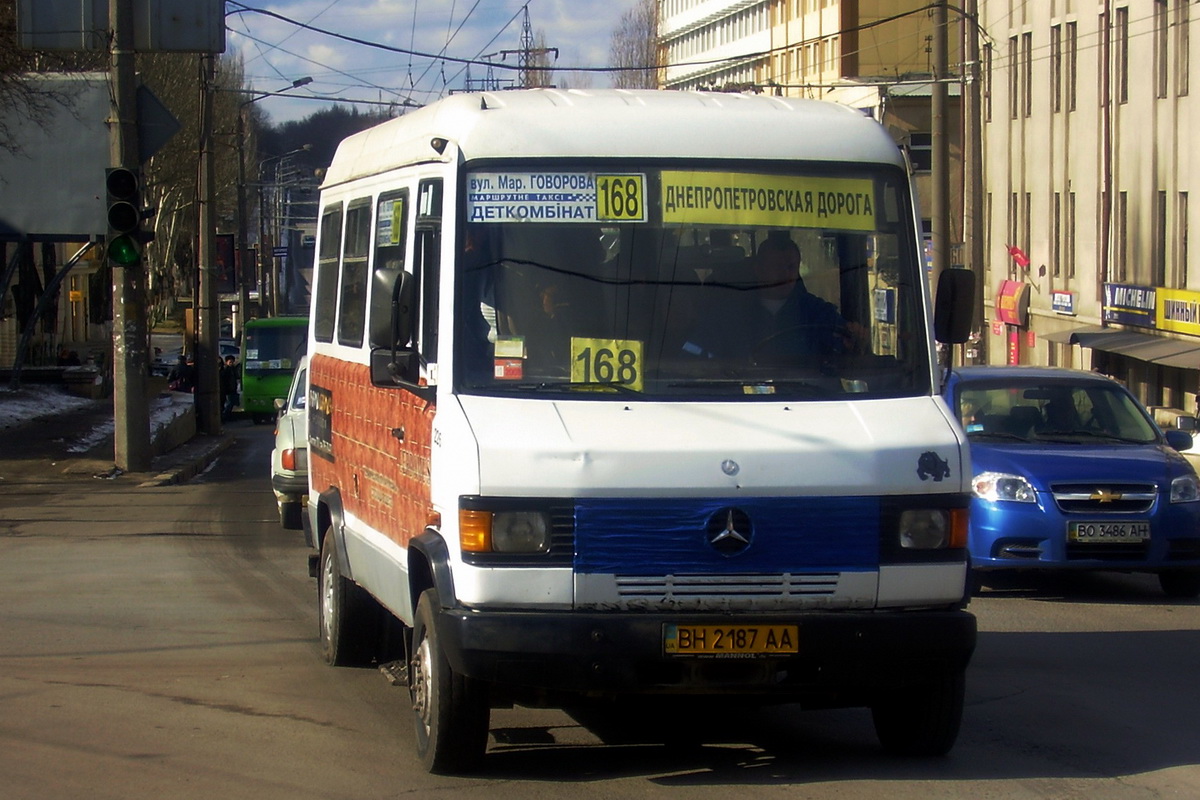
969,497 -> 1200,570
435,605 -> 975,704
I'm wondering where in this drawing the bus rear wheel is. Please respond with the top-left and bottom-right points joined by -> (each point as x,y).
410,588 -> 489,774
318,529 -> 374,667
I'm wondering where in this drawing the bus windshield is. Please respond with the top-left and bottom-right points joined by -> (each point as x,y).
454,163 -> 929,400
244,321 -> 308,376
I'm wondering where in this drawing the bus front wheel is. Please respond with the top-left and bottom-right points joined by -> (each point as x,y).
410,588 -> 489,774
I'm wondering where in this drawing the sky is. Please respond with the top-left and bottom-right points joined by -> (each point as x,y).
224,0 -> 644,125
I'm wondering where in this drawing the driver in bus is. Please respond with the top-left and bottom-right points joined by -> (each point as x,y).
688,233 -> 865,366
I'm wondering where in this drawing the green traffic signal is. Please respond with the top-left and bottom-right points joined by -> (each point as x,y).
106,167 -> 145,265
108,233 -> 141,266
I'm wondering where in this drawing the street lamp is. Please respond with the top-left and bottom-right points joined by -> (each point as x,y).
236,77 -> 312,332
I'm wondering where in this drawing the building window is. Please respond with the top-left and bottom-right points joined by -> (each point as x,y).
1179,0 -> 1191,96
909,132 -> 932,172
1023,192 -> 1032,271
1067,192 -> 1076,281
1022,32 -> 1033,117
1116,7 -> 1129,104
1066,21 -> 1078,111
1051,24 -> 1062,113
1180,192 -> 1190,288
1009,36 -> 1019,119
1118,191 -> 1129,282
1100,12 -> 1110,108
1156,191 -> 1168,286
1156,0 -> 1169,99
1009,192 -> 1019,279
1053,192 -> 1062,277
984,43 -> 993,121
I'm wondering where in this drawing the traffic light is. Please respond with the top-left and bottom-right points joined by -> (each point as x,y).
105,167 -> 154,266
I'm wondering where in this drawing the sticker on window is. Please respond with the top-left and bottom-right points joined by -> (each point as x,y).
466,172 -> 647,223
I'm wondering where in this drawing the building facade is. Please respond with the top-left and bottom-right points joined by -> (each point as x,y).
659,1 -> 968,348
982,0 -> 1199,414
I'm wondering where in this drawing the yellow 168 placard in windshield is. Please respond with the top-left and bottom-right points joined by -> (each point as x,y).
570,337 -> 643,392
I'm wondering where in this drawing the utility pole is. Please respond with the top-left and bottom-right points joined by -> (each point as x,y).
962,0 -> 986,363
931,0 -> 950,294
505,6 -> 557,88
109,0 -> 151,470
195,53 -> 221,434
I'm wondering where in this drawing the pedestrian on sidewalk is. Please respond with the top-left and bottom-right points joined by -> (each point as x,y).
221,354 -> 239,420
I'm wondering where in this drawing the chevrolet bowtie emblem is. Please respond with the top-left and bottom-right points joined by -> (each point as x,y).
1091,489 -> 1123,503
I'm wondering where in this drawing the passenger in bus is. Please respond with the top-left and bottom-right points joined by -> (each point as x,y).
493,226 -> 607,374
687,233 -> 864,366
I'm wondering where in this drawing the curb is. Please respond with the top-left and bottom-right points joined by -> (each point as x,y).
138,434 -> 237,488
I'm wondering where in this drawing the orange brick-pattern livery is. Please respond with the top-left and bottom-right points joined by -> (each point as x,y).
308,353 -> 434,549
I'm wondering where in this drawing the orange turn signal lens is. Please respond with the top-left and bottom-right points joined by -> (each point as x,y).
459,509 -> 492,552
948,507 -> 969,549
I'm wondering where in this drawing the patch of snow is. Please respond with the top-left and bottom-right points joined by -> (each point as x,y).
0,385 -> 195,453
0,385 -> 93,430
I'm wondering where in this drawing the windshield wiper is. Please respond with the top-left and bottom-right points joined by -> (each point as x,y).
1035,429 -> 1148,444
968,431 -> 1030,442
516,380 -> 642,396
667,379 -> 833,396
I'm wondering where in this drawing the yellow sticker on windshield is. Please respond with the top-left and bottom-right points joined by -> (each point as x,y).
661,171 -> 876,231
570,337 -> 643,392
596,174 -> 646,221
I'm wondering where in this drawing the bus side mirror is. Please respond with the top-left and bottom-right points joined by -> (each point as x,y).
934,268 -> 975,345
369,268 -> 416,350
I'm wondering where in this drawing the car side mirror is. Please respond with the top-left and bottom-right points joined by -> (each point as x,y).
1165,429 -> 1194,452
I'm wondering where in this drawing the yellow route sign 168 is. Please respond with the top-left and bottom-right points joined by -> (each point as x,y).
570,337 -> 644,392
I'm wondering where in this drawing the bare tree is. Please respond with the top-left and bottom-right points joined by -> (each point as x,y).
609,0 -> 659,89
0,2 -> 106,155
139,52 -> 248,326
522,30 -> 556,89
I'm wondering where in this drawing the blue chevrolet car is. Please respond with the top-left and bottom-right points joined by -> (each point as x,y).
944,366 -> 1200,597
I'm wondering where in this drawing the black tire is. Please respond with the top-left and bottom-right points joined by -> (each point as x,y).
871,670 -> 965,757
280,501 -> 303,530
410,588 -> 489,774
1159,569 -> 1200,599
318,529 -> 374,666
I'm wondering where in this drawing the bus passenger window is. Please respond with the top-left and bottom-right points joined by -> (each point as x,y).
313,205 -> 343,344
337,200 -> 371,347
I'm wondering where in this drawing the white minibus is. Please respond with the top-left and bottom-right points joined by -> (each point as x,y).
305,89 -> 976,773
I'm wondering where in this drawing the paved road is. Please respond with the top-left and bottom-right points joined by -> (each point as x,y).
1,423 -> 1199,799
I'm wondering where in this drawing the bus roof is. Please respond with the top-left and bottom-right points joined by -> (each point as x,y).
321,89 -> 906,189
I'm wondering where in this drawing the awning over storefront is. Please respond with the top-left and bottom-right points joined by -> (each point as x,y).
1042,325 -> 1200,369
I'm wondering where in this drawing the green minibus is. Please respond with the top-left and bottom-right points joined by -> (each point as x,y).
241,316 -> 308,423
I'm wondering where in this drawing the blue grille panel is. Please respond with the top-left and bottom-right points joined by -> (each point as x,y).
574,497 -> 880,575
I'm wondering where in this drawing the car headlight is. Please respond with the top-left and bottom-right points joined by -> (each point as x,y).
1171,474 -> 1200,503
459,509 -> 552,553
973,471 -> 1036,503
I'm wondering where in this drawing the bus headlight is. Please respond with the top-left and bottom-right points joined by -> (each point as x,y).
898,508 -> 967,550
459,508 -> 551,553
492,511 -> 551,553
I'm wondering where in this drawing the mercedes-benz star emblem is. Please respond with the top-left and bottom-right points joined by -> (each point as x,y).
706,508 -> 753,556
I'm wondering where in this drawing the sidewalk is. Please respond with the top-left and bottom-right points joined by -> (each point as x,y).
0,386 -> 235,487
